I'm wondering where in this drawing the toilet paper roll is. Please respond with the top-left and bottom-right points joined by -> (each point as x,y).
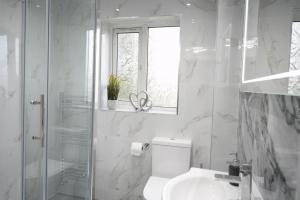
131,142 -> 144,156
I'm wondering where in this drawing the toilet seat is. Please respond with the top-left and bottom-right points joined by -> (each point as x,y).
143,176 -> 170,200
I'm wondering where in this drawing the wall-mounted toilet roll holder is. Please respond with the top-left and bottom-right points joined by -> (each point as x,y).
131,142 -> 150,156
142,143 -> 150,151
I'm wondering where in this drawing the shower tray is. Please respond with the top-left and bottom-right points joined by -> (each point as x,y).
49,193 -> 84,200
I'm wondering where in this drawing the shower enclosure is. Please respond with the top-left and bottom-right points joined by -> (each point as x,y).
22,0 -> 95,199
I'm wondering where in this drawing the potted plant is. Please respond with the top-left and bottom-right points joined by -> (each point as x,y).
107,74 -> 121,110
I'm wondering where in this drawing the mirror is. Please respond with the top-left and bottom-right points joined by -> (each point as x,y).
242,0 -> 300,94
99,16 -> 181,114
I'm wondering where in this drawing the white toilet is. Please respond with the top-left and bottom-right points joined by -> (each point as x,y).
143,137 -> 192,200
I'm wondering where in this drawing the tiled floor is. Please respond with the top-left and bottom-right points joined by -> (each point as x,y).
49,194 -> 85,200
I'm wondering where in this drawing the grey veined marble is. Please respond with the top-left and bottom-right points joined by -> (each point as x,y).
238,92 -> 300,200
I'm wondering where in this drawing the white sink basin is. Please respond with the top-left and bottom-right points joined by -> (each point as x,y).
163,168 -> 241,200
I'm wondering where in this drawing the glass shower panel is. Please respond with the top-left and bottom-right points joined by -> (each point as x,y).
47,0 -> 95,199
23,0 -> 48,200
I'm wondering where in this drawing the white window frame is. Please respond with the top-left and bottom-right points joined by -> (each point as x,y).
110,17 -> 180,113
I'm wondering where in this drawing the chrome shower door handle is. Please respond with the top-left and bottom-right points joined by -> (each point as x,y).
30,94 -> 45,147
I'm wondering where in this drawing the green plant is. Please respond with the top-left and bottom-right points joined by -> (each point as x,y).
107,74 -> 121,100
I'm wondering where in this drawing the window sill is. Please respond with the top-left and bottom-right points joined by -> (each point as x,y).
99,105 -> 177,115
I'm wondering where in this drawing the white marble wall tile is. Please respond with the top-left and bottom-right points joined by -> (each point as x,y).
211,86 -> 240,171
0,0 -> 22,200
210,0 -> 244,171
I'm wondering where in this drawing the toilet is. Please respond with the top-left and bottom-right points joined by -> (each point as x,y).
143,137 -> 192,200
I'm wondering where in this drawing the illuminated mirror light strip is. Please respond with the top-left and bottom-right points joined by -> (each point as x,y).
243,70 -> 300,83
242,0 -> 249,83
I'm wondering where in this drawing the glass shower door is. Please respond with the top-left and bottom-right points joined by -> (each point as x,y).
23,0 -> 48,200
23,0 -> 95,200
46,0 -> 95,199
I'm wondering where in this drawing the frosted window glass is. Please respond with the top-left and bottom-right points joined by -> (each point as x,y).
117,33 -> 139,101
290,22 -> 300,71
288,22 -> 300,95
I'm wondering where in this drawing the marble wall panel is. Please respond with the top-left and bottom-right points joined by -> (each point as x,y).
211,0 -> 244,171
239,92 -> 300,200
0,0 -> 22,200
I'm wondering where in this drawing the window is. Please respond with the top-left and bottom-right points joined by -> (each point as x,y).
112,22 -> 180,110
288,22 -> 300,95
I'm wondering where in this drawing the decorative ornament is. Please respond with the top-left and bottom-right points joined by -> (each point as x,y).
129,91 -> 152,112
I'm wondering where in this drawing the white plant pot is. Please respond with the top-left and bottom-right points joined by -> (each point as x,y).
107,100 -> 118,110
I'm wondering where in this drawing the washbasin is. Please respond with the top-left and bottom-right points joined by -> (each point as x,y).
162,168 -> 241,200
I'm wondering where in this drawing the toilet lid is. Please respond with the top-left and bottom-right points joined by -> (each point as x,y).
143,176 -> 170,200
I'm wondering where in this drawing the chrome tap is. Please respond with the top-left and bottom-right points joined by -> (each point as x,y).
240,161 -> 252,200
214,160 -> 252,200
214,173 -> 241,183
